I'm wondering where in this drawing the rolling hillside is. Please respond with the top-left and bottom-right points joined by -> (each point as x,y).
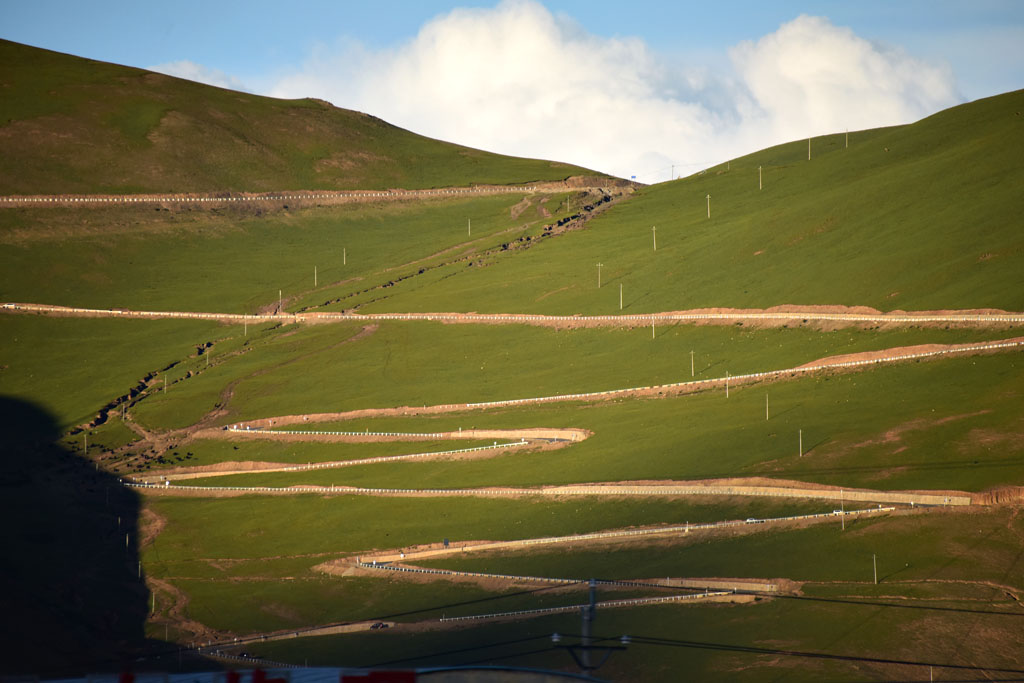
0,39 -> 598,194
1,40 -> 1023,680
350,88 -> 1024,314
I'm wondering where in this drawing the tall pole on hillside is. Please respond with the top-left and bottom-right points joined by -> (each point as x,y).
808,137 -> 811,161
619,283 -> 623,311
873,554 -> 878,584
314,266 -> 317,288
468,218 -> 471,236
652,226 -> 657,251
706,194 -> 711,219
279,289 -> 282,312
343,248 -> 347,266
596,263 -> 603,288
725,371 -> 729,398
759,166 -> 762,190
690,350 -> 695,377
846,129 -> 849,149
841,488 -> 845,531
799,429 -> 803,457
766,393 -> 769,420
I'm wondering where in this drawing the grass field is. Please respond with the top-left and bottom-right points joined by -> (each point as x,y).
4,53 -> 1023,679
0,194 -> 566,313
355,90 -> 1024,314
0,315 -> 229,429
0,40 -> 596,194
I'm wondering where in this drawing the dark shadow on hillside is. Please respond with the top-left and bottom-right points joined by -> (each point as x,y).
0,396 -> 150,676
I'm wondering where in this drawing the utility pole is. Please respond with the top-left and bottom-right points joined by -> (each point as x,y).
314,266 -> 317,288
163,376 -> 167,393
596,263 -> 603,288
619,283 -> 623,311
706,194 -> 711,219
582,579 -> 596,670
799,429 -> 803,457
468,218 -> 471,236
343,248 -> 346,265
84,432 -> 88,454
759,166 -> 762,190
690,350 -> 695,377
278,289 -> 282,312
766,393 -> 769,420
808,137 -> 811,160
651,321 -> 655,339
873,554 -> 878,584
725,371 -> 729,398
841,488 -> 845,531
651,225 -> 656,251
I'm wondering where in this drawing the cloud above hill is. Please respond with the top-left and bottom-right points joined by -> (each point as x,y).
266,1 -> 958,181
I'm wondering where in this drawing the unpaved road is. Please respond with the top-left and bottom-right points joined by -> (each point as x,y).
0,177 -> 627,207
5,302 -> 1024,329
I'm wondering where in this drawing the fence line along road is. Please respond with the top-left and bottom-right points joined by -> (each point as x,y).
0,184 -> 567,207
132,440 -> 529,483
353,559 -> 779,593
216,338 -> 1024,429
349,507 -> 897,564
435,591 -> 735,623
5,302 -> 1024,326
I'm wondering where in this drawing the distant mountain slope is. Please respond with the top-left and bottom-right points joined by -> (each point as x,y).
360,89 -> 1024,313
0,40 -> 598,193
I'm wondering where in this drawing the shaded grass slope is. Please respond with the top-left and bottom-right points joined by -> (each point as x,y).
0,40 -> 597,194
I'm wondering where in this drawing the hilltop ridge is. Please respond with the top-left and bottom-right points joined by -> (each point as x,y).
0,39 -> 601,194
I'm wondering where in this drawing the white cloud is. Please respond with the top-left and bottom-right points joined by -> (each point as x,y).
266,2 -> 959,182
148,60 -> 251,93
730,15 -> 958,144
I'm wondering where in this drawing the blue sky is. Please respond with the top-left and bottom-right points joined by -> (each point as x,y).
2,1 -> 1022,179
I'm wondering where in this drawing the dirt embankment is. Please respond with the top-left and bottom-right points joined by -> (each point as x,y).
972,486 -> 1024,505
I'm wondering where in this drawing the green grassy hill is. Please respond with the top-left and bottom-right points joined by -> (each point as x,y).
356,89 -> 1024,313
0,39 -> 597,194
3,53 -> 1024,680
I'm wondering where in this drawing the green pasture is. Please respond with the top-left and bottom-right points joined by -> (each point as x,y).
247,591 -> 1024,681
0,314 -> 228,429
138,437 -> 509,471
215,506 -> 1024,678
124,313 -> 1014,431
164,347 -> 1024,493
0,39 -> 595,194
174,577 -> 660,635
143,495 -> 829,564
416,507 -> 1024,588
0,194 -> 556,313
361,90 -> 1024,314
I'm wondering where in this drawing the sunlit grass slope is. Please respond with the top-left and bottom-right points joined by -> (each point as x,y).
0,39 -> 597,194
362,90 -> 1024,313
